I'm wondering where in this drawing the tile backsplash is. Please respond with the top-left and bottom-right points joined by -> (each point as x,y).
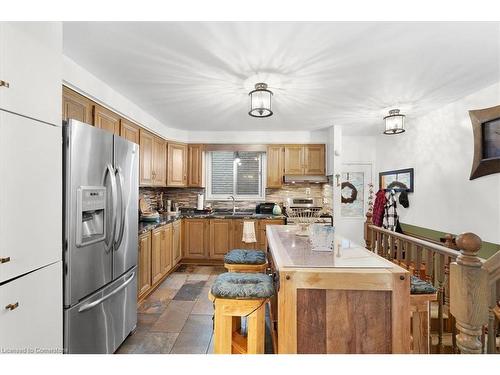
140,182 -> 333,214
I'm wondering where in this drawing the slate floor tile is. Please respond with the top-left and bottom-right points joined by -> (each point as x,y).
150,300 -> 195,333
191,287 -> 213,315
134,332 -> 179,354
158,273 -> 188,290
170,315 -> 213,354
138,299 -> 170,314
173,280 -> 206,301
186,273 -> 210,281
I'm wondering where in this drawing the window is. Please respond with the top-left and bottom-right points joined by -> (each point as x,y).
206,151 -> 266,200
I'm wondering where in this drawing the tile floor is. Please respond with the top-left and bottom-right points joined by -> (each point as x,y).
116,264 -> 273,354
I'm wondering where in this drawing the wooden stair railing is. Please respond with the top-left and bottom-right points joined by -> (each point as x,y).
365,211 -> 499,354
364,214 -> 461,353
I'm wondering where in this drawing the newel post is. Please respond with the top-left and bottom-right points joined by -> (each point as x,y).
364,211 -> 373,249
450,232 -> 489,354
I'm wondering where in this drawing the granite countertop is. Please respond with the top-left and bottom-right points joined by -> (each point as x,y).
266,225 -> 399,270
139,211 -> 286,234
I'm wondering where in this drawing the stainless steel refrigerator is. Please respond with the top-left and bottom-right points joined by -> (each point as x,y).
63,119 -> 138,354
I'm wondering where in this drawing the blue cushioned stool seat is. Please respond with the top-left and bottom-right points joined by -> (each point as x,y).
224,249 -> 267,265
410,275 -> 437,295
211,272 -> 274,299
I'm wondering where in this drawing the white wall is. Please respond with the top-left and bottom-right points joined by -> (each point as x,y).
376,82 -> 500,245
187,128 -> 329,144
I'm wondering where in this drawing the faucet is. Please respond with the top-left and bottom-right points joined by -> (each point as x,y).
229,195 -> 236,214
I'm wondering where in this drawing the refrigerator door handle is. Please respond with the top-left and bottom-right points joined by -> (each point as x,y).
114,166 -> 126,250
77,272 -> 135,313
103,163 -> 117,253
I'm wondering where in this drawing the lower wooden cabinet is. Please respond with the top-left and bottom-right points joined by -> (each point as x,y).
162,224 -> 173,275
151,227 -> 164,286
231,219 -> 257,250
138,231 -> 152,299
183,219 -> 209,259
172,220 -> 182,265
258,219 -> 285,250
209,219 -> 233,260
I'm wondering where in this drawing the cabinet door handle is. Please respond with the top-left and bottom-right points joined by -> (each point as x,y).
0,256 -> 10,264
5,302 -> 19,311
0,80 -> 10,88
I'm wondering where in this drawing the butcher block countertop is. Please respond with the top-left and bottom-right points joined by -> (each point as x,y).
266,225 -> 410,354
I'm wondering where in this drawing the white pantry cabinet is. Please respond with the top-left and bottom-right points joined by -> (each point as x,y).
0,111 -> 62,283
0,22 -> 62,125
0,261 -> 63,353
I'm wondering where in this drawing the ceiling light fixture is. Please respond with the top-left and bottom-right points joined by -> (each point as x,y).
383,109 -> 406,135
249,83 -> 273,118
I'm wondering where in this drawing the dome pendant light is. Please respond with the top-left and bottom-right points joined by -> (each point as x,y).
249,82 -> 273,118
383,109 -> 406,135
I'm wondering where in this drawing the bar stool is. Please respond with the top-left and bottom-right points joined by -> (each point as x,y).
410,275 -> 437,354
224,249 -> 268,273
209,272 -> 274,354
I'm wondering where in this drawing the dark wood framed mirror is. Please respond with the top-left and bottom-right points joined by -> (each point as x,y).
469,104 -> 500,180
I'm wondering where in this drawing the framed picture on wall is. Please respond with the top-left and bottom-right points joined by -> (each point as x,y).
379,168 -> 414,192
469,104 -> 500,180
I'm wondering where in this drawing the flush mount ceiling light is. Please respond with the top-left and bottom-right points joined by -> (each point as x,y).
383,109 -> 406,135
249,83 -> 273,118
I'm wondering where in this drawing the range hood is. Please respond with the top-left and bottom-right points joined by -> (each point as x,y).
283,175 -> 328,184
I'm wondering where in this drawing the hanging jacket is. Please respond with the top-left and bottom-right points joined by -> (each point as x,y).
383,190 -> 399,231
372,189 -> 387,227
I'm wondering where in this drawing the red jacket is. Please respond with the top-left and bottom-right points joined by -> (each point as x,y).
372,189 -> 387,227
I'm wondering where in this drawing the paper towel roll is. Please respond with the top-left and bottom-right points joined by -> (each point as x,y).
197,194 -> 204,210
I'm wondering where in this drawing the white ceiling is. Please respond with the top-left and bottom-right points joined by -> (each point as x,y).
63,22 -> 500,134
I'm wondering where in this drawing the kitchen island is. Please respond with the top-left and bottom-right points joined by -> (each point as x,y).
267,225 -> 410,354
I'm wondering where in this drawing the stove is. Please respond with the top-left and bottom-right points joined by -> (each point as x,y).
284,197 -> 333,226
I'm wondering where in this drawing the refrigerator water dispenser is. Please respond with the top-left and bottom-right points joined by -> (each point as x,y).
76,186 -> 106,247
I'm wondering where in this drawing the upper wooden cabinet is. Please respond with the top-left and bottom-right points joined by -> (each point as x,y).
140,129 -> 166,187
209,219 -> 232,260
267,145 -> 284,188
283,144 -> 325,175
62,86 -> 93,124
93,104 -> 120,135
188,144 -> 204,187
167,142 -> 188,187
120,118 -> 140,144
183,219 -> 209,259
304,145 -> 325,175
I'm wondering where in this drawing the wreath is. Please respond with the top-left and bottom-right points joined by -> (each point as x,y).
341,181 -> 358,204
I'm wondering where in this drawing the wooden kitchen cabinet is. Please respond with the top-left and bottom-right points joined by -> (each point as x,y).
258,219 -> 285,250
267,145 -> 284,188
153,136 -> 167,186
209,219 -> 233,260
138,231 -> 152,299
167,142 -> 188,187
151,227 -> 164,286
140,129 -> 166,186
93,104 -> 120,135
162,224 -> 173,276
283,144 -> 325,175
62,86 -> 93,124
120,118 -> 140,144
188,144 -> 204,187
304,144 -> 325,175
172,220 -> 182,266
231,219 -> 257,250
183,219 -> 209,259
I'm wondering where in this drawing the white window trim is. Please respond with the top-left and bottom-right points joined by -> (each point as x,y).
205,151 -> 266,201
